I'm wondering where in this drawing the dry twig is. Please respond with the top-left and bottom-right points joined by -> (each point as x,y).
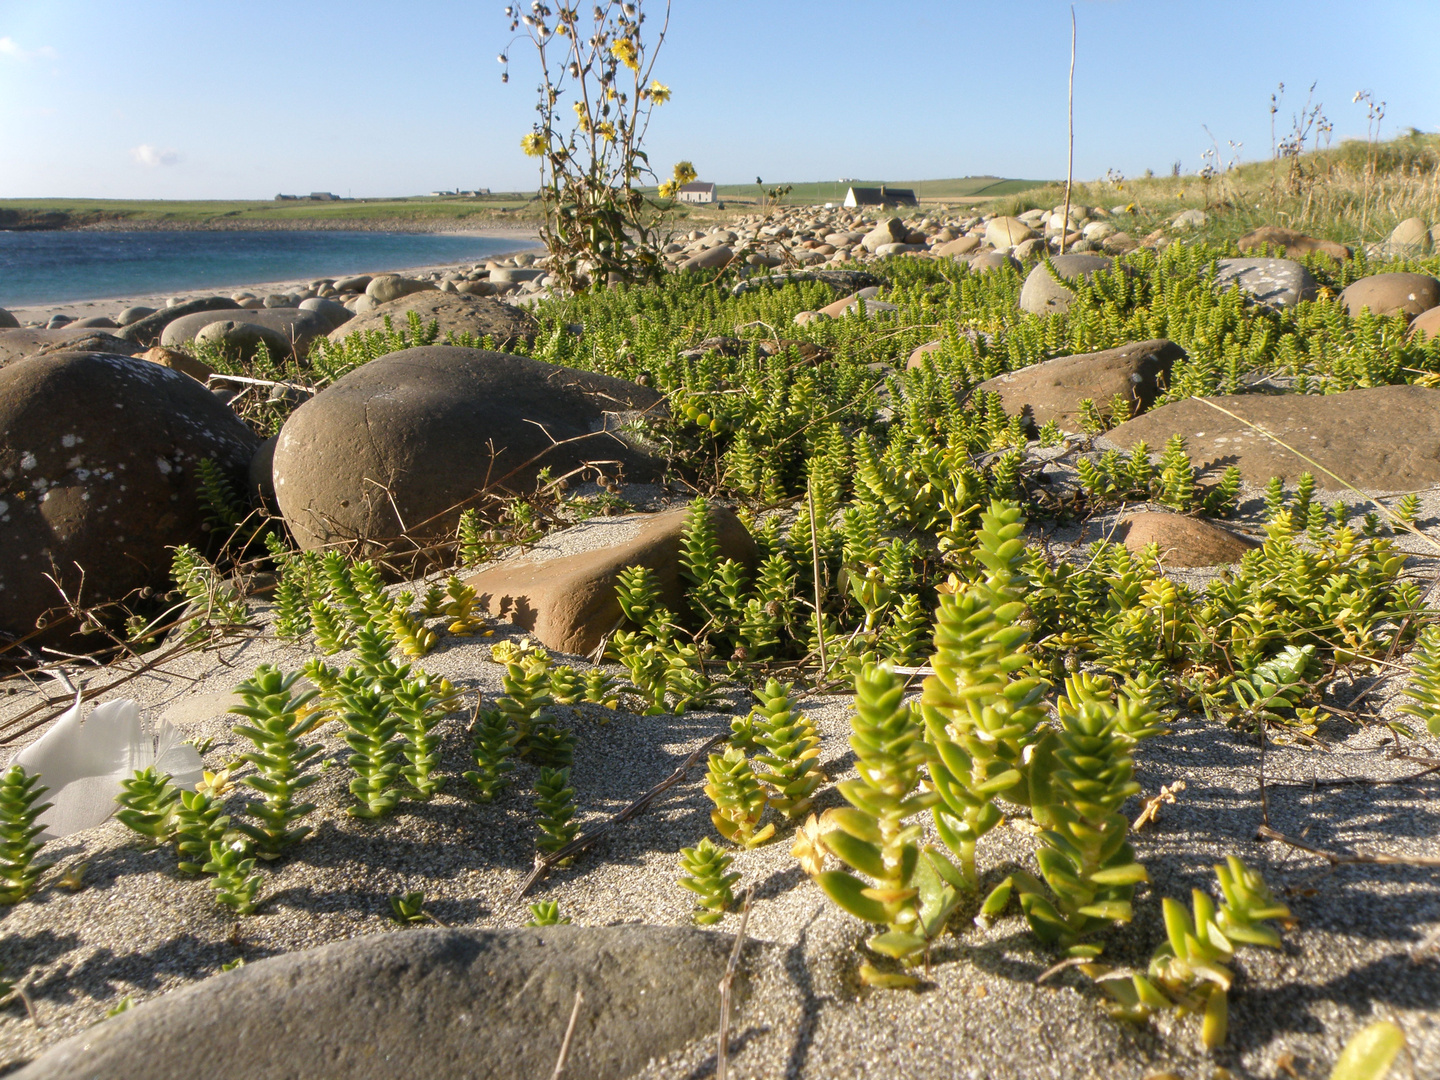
1132,780 -> 1186,832
1257,825 -> 1440,868
549,988 -> 585,1080
716,886 -> 754,1080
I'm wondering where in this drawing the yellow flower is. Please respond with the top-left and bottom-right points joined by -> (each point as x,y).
520,132 -> 547,157
647,80 -> 671,104
610,37 -> 639,71
790,811 -> 837,876
658,181 -> 677,199
595,121 -> 616,141
196,768 -> 234,797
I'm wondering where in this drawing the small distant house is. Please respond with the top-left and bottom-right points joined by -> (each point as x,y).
843,185 -> 918,209
274,193 -> 298,201
677,181 -> 716,204
308,192 -> 339,201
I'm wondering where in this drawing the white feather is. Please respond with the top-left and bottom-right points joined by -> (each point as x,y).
10,696 -> 203,841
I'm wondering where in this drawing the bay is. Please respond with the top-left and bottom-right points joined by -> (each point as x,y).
0,229 -> 536,307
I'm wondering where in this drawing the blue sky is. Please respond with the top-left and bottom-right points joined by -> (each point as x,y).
0,0 -> 1435,199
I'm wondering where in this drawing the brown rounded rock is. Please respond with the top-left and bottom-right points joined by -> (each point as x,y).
0,351 -> 260,644
1408,305 -> 1440,342
977,339 -> 1183,430
1339,272 -> 1440,319
1235,226 -> 1351,261
1113,511 -> 1259,567
466,504 -> 759,655
907,340 -> 945,369
272,346 -> 663,560
139,346 -> 213,383
935,235 -> 982,258
332,291 -> 539,350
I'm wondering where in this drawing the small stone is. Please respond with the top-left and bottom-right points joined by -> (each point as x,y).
1018,254 -> 1114,315
1172,209 -> 1208,229
977,339 -> 1183,430
365,274 -> 436,304
1114,511 -> 1260,567
1409,305 -> 1440,342
139,346 -> 213,383
985,217 -> 1038,253
1387,217 -> 1433,255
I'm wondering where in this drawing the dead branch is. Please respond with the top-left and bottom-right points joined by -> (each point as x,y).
1256,825 -> 1440,868
716,886 -> 755,1080
510,731 -> 729,900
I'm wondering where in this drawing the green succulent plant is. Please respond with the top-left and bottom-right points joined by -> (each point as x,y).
202,839 -> 261,916
0,766 -> 52,905
704,746 -> 774,849
747,680 -> 823,820
464,707 -> 516,802
534,767 -> 579,860
230,665 -> 324,856
115,767 -> 181,844
678,837 -> 740,925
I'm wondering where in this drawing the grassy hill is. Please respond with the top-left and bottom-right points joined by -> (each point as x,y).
712,176 -> 1050,206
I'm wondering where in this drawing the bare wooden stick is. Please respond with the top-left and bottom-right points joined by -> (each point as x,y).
1257,825 -> 1440,868
1059,4 -> 1076,256
510,731 -> 729,900
716,886 -> 755,1080
807,481 -> 827,679
549,988 -> 584,1080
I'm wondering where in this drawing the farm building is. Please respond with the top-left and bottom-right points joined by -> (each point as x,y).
677,181 -> 716,204
843,185 -> 918,208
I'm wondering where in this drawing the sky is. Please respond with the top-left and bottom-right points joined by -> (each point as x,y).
0,0 -> 1436,200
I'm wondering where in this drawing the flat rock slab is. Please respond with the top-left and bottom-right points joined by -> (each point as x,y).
1212,257 -> 1318,309
1099,384 -> 1440,489
272,346 -> 664,557
333,291 -> 538,349
12,925 -> 743,1080
466,505 -> 758,655
977,338 -> 1182,431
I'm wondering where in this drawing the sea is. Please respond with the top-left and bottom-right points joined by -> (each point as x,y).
0,230 -> 537,308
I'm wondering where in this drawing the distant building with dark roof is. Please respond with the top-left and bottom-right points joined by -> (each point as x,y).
677,181 -> 716,204
843,185 -> 918,208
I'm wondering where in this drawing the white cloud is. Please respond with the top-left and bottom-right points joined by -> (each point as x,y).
0,37 -> 57,61
131,144 -> 180,168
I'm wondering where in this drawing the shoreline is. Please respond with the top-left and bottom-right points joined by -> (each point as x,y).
69,217 -> 541,234
2,229 -> 543,320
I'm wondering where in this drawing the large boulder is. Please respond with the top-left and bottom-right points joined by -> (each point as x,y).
1112,511 -> 1260,567
0,328 -> 142,368
976,339 -> 1182,431
115,296 -> 241,347
984,217 -> 1038,253
160,307 -> 331,359
466,505 -> 759,655
297,296 -> 354,330
1099,384 -> 1440,489
1018,254 -> 1115,315
0,352 -> 259,643
1339,273 -> 1440,319
272,346 -> 664,558
11,925 -> 744,1080
1212,258 -> 1318,309
330,291 -> 539,350
1387,217 -> 1433,255
0,308 -> 19,329
1408,305 -> 1440,342
365,273 -> 437,304
861,218 -> 907,252
1236,225 -> 1351,261
935,235 -> 981,258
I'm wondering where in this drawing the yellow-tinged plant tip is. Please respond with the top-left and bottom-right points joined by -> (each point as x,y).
1329,1021 -> 1407,1080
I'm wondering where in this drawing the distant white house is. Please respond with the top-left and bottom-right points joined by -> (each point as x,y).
677,181 -> 716,204
843,185 -> 918,209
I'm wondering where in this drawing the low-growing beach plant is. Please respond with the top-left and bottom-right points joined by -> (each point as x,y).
336,681 -> 405,819
547,665 -> 584,705
748,680 -> 823,821
678,837 -> 739,925
1084,857 -> 1291,1050
525,900 -> 572,927
705,746 -> 774,848
392,677 -> 449,800
534,767 -> 579,860
465,707 -> 516,802
1397,624 -> 1440,736
388,605 -> 437,658
812,663 -> 959,987
202,839 -> 261,916
582,668 -> 623,709
171,545 -> 249,639
230,665 -> 324,856
443,577 -> 486,636
114,767 -> 181,844
0,766 -> 51,905
389,891 -> 429,925
456,508 -> 488,568
174,789 -> 231,875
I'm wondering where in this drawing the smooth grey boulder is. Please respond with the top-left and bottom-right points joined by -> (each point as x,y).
67,315 -> 120,329
159,307 -> 331,358
115,296 -> 241,346
12,926 -> 744,1080
297,296 -> 353,330
679,244 -> 734,271
330,291 -> 538,349
193,319 -> 295,362
0,307 -> 18,329
964,250 -> 1022,274
1212,257 -> 1318,308
333,273 -> 373,293
272,345 -> 663,557
0,328 -> 142,368
489,266 -> 545,284
366,273 -> 436,304
0,351 -> 259,645
117,305 -> 157,326
1018,254 -> 1115,315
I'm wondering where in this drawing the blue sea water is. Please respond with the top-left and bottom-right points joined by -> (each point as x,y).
0,229 -> 536,308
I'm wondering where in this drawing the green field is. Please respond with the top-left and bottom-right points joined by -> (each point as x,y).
0,176 -> 1050,230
